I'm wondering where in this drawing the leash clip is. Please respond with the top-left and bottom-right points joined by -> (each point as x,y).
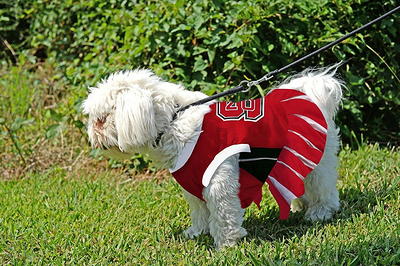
239,80 -> 251,92
239,74 -> 274,93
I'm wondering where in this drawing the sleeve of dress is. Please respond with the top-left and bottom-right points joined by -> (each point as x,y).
266,90 -> 328,220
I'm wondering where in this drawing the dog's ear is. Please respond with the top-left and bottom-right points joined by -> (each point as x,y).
114,88 -> 157,151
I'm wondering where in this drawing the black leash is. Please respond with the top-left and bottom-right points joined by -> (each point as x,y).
177,5 -> 400,114
155,5 -> 400,146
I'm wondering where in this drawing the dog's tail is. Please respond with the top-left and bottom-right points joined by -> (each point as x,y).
278,64 -> 344,119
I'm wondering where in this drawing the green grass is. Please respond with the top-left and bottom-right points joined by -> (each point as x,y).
0,145 -> 399,264
0,64 -> 398,264
0,63 -> 399,264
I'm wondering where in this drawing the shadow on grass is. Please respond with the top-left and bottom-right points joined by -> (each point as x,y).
170,186 -> 383,248
243,186 -> 383,243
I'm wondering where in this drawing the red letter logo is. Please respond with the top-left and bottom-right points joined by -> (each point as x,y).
216,98 -> 264,122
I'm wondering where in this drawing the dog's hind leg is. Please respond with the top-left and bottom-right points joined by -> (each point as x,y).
302,124 -> 340,221
203,155 -> 247,249
182,189 -> 210,238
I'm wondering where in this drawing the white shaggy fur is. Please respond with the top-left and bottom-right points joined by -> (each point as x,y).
83,68 -> 343,249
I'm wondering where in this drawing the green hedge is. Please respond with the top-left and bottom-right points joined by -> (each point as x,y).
1,0 -> 399,145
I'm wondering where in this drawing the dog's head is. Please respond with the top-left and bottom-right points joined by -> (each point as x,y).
83,69 -> 210,159
83,69 -> 170,153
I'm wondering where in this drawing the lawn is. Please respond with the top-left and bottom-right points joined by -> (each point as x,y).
1,1 -> 399,263
0,144 -> 399,264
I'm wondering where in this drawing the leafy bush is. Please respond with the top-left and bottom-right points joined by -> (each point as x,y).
1,0 -> 399,145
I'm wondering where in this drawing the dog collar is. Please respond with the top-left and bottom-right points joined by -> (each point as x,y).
153,105 -> 181,147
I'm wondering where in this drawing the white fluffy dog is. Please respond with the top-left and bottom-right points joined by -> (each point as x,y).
83,68 -> 343,249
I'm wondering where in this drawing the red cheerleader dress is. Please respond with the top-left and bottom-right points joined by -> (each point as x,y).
170,88 -> 328,219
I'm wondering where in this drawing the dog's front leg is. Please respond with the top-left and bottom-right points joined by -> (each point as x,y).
182,189 -> 210,238
203,155 -> 247,249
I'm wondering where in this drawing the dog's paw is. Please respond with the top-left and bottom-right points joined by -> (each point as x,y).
214,227 -> 247,250
183,226 -> 208,239
305,204 -> 338,222
291,198 -> 306,213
